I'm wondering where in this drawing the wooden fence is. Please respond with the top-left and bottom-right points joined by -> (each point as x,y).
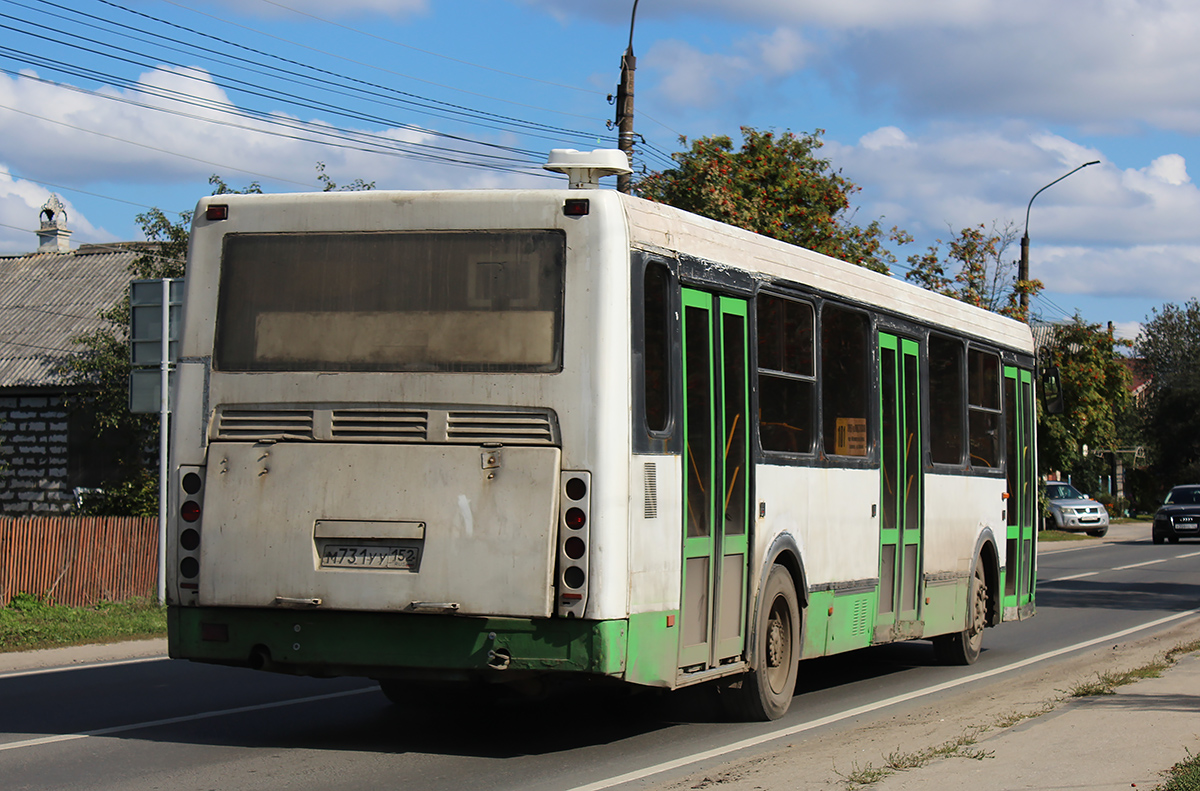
0,516 -> 158,607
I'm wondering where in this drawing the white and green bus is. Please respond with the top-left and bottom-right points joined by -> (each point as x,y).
167,150 -> 1038,720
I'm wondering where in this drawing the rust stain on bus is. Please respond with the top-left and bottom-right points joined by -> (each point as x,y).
0,516 -> 157,606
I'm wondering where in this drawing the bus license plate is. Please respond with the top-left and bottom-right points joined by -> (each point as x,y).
320,543 -> 421,571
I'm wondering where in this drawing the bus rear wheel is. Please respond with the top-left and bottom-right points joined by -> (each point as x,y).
933,561 -> 987,666
721,564 -> 799,721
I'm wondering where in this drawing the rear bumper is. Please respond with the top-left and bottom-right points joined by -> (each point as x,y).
169,606 -> 627,680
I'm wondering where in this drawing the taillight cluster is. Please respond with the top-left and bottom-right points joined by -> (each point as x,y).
556,471 -> 591,618
176,466 -> 205,595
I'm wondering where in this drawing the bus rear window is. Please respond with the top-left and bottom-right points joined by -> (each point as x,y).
214,230 -> 565,373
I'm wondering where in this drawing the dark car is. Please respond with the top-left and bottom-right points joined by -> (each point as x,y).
1045,482 -> 1110,537
1153,485 -> 1200,544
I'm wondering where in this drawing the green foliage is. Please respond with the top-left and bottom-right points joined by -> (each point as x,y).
1137,298 -> 1200,488
315,161 -> 375,192
0,594 -> 166,652
1038,316 -> 1132,479
75,468 -> 158,517
636,127 -> 901,273
904,223 -> 1040,323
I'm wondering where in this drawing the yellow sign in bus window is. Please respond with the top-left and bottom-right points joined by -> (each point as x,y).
835,417 -> 867,456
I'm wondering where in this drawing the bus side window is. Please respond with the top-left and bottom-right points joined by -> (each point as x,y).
968,348 -> 1001,469
643,262 -> 672,435
821,304 -> 870,458
929,334 -> 965,465
756,294 -> 815,454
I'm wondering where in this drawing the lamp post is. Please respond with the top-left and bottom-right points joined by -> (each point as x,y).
1018,160 -> 1100,313
615,0 -> 639,194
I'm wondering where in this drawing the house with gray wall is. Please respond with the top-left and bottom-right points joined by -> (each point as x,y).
0,196 -> 139,515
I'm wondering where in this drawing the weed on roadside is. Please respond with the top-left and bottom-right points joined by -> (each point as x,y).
991,699 -> 1059,729
0,593 -> 166,653
1068,639 -> 1200,698
1157,749 -> 1200,791
837,730 -> 994,787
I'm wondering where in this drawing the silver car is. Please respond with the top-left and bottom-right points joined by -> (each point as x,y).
1045,482 -> 1110,537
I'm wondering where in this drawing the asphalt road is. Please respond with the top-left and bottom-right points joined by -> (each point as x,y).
2,521 -> 1197,791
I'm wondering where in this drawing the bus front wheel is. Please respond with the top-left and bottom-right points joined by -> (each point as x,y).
933,561 -> 987,665
721,564 -> 800,721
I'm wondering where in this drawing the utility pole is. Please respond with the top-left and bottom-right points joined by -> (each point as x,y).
615,0 -> 639,194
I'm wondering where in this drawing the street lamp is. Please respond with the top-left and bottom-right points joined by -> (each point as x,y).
1018,160 -> 1101,313
615,0 -> 639,194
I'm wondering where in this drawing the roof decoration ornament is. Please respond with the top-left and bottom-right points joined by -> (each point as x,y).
36,193 -> 72,253
40,194 -> 68,229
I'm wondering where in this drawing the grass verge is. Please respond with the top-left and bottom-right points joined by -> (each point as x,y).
0,593 -> 166,653
1037,529 -> 1091,542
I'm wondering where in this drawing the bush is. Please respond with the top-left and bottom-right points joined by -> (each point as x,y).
75,469 -> 157,516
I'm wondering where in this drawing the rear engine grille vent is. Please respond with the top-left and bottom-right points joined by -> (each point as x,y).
850,597 -> 870,637
214,406 -> 556,445
446,411 -> 555,444
216,409 -> 314,440
331,409 -> 427,442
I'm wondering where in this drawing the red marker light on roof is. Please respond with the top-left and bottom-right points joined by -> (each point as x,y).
206,205 -> 229,221
563,199 -> 589,217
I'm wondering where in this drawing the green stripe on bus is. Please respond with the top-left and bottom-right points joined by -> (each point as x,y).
170,607 -> 627,676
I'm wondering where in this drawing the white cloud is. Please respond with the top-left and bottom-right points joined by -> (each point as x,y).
859,126 -> 913,151
644,28 -> 813,113
540,0 -> 1200,134
1145,154 -> 1190,186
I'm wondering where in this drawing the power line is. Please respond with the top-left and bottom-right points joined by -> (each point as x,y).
0,16 -> 556,160
12,0 -> 605,145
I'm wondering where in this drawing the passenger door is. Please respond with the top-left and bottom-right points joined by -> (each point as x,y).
877,333 -> 924,639
1002,367 -> 1036,615
678,288 -> 751,673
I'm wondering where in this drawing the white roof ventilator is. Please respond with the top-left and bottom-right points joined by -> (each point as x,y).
543,149 -> 632,189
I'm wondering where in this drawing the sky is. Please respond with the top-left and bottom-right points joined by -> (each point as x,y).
2,0 -> 1198,341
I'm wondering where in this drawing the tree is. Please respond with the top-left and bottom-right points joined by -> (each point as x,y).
1038,316 -> 1132,488
904,223 -> 1042,323
1136,298 -> 1200,488
55,178 -> 263,515
635,127 -> 902,273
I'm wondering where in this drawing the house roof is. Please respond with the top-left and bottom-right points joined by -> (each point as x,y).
0,243 -> 139,389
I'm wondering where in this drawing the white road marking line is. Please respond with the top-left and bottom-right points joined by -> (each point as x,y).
1041,548 -> 1200,583
0,656 -> 168,681
565,607 -> 1200,791
0,687 -> 377,752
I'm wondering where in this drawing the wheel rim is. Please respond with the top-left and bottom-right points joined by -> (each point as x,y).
966,567 -> 987,652
764,595 -> 793,694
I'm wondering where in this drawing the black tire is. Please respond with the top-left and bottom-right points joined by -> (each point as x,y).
720,564 -> 800,721
933,561 -> 987,666
1153,534 -> 1166,545
1086,526 -> 1108,538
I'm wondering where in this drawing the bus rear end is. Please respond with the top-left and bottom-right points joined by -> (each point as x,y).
167,189 -> 632,691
